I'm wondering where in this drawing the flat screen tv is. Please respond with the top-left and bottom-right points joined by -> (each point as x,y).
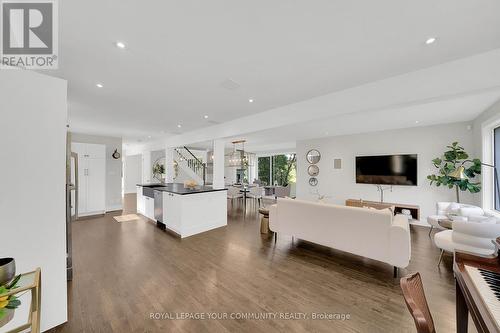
356,154 -> 417,186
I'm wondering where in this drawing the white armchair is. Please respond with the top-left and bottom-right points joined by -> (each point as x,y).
427,202 -> 485,236
434,220 -> 500,266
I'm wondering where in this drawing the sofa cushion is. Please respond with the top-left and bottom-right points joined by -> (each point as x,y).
468,215 -> 495,223
450,215 -> 468,222
459,206 -> 485,217
480,217 -> 498,224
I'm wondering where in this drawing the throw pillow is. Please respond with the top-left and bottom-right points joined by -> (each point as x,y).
459,206 -> 485,217
446,202 -> 461,215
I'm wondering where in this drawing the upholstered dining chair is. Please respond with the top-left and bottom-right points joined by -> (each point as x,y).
247,186 -> 263,206
227,186 -> 243,206
400,272 -> 436,333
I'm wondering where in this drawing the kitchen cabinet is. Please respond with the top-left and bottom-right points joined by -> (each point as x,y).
164,192 -> 180,233
136,184 -> 227,238
71,143 -> 106,216
136,186 -> 145,214
135,186 -> 155,221
144,196 -> 155,220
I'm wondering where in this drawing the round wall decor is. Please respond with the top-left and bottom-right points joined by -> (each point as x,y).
307,164 -> 319,176
309,177 -> 318,186
306,149 -> 321,164
112,149 -> 121,159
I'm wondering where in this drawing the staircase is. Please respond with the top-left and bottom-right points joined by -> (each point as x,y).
174,147 -> 206,185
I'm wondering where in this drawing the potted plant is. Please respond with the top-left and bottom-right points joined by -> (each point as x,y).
427,142 -> 481,202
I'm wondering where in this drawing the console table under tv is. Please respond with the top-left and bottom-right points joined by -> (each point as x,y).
345,199 -> 420,221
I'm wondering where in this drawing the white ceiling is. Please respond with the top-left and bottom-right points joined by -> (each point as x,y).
55,0 -> 500,142
238,89 -> 500,152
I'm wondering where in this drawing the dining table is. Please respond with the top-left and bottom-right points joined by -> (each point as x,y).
239,187 -> 250,214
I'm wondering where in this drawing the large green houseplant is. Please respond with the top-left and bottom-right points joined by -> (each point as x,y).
427,142 -> 482,203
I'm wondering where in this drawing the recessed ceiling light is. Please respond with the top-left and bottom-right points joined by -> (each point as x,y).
204,115 -> 209,119
96,83 -> 103,88
248,99 -> 254,103
147,135 -> 152,139
425,37 -> 437,45
115,41 -> 126,49
415,120 -> 420,124
177,124 -> 182,128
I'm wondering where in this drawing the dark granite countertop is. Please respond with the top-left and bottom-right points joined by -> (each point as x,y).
137,183 -> 227,195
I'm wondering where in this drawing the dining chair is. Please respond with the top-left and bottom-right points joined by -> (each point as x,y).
247,186 -> 264,206
400,272 -> 436,333
227,186 -> 243,206
274,184 -> 291,198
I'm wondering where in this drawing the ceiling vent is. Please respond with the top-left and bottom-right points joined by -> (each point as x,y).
220,78 -> 240,90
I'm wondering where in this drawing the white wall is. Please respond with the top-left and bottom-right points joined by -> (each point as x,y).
224,151 -> 237,185
71,133 -> 123,211
124,155 -> 142,193
296,122 -> 479,222
0,70 -> 68,331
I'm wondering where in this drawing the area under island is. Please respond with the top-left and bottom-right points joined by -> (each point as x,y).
136,183 -> 227,238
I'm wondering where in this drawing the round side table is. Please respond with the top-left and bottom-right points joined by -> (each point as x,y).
259,207 -> 270,234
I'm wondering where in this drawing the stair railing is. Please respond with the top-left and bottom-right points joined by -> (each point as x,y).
174,147 -> 206,185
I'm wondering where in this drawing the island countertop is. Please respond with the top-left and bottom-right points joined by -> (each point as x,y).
137,183 -> 227,195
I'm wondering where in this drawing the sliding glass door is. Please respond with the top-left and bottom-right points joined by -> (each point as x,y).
257,156 -> 271,185
257,154 -> 296,186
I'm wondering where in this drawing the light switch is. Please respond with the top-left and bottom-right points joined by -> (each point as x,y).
333,159 -> 342,169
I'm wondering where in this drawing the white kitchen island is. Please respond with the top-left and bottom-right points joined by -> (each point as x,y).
136,183 -> 227,238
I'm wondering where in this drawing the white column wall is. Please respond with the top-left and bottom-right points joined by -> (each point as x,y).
166,147 -> 175,183
0,69 -> 68,331
142,151 -> 151,183
213,139 -> 225,189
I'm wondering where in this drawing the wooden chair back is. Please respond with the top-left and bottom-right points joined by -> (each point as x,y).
400,272 -> 436,333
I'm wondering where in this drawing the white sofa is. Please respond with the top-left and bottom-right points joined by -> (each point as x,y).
269,198 -> 411,277
428,202 -> 500,235
434,220 -> 500,265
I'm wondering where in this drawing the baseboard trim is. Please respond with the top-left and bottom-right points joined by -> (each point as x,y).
106,205 -> 123,212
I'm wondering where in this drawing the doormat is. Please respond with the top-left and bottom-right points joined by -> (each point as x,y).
113,214 -> 140,223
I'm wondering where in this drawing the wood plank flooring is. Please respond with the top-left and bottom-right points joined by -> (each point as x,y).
49,194 -> 457,333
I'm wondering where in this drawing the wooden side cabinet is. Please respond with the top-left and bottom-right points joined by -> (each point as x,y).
346,199 -> 420,220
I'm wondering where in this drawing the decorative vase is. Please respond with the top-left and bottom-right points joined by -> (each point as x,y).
0,258 -> 15,286
0,308 -> 15,328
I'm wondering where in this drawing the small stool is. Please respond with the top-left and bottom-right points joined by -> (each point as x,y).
258,207 -> 270,234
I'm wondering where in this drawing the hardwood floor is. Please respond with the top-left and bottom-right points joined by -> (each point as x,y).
50,194 -> 457,333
